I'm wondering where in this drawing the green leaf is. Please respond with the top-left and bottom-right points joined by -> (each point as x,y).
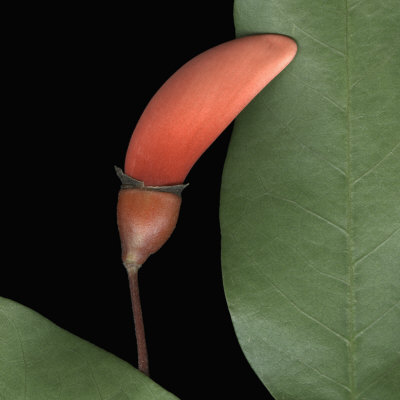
220,1 -> 400,399
0,297 -> 179,400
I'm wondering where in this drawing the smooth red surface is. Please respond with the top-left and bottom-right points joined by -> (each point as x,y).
124,34 -> 297,186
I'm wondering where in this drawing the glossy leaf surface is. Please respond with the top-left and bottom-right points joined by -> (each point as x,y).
0,297 -> 179,400
220,1 -> 400,399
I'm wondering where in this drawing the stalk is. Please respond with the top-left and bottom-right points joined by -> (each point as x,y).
126,262 -> 149,376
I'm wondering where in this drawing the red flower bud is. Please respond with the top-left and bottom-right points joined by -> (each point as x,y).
117,34 -> 297,267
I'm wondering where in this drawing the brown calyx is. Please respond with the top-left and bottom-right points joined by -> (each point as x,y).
116,188 -> 182,268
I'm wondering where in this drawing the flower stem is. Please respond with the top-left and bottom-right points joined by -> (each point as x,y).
125,263 -> 149,376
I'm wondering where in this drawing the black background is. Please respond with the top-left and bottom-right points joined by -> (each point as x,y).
4,2 -> 274,399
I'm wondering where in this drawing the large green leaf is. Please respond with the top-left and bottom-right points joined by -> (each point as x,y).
0,297 -> 178,400
220,1 -> 400,399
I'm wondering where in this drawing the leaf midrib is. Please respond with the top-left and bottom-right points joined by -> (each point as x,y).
344,0 -> 356,398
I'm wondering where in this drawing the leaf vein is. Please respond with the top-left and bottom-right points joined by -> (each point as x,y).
350,53 -> 394,90
254,266 -> 350,344
261,96 -> 346,176
344,1 -> 356,396
349,0 -> 366,11
292,136 -> 347,176
260,192 -> 348,236
355,357 -> 400,399
0,309 -> 27,399
293,25 -> 346,56
258,334 -> 351,392
352,141 -> 400,185
274,237 -> 349,286
86,358 -> 104,400
353,226 -> 400,267
286,70 -> 346,112
354,300 -> 400,340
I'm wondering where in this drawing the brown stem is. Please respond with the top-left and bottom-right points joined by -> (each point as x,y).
125,262 -> 149,376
